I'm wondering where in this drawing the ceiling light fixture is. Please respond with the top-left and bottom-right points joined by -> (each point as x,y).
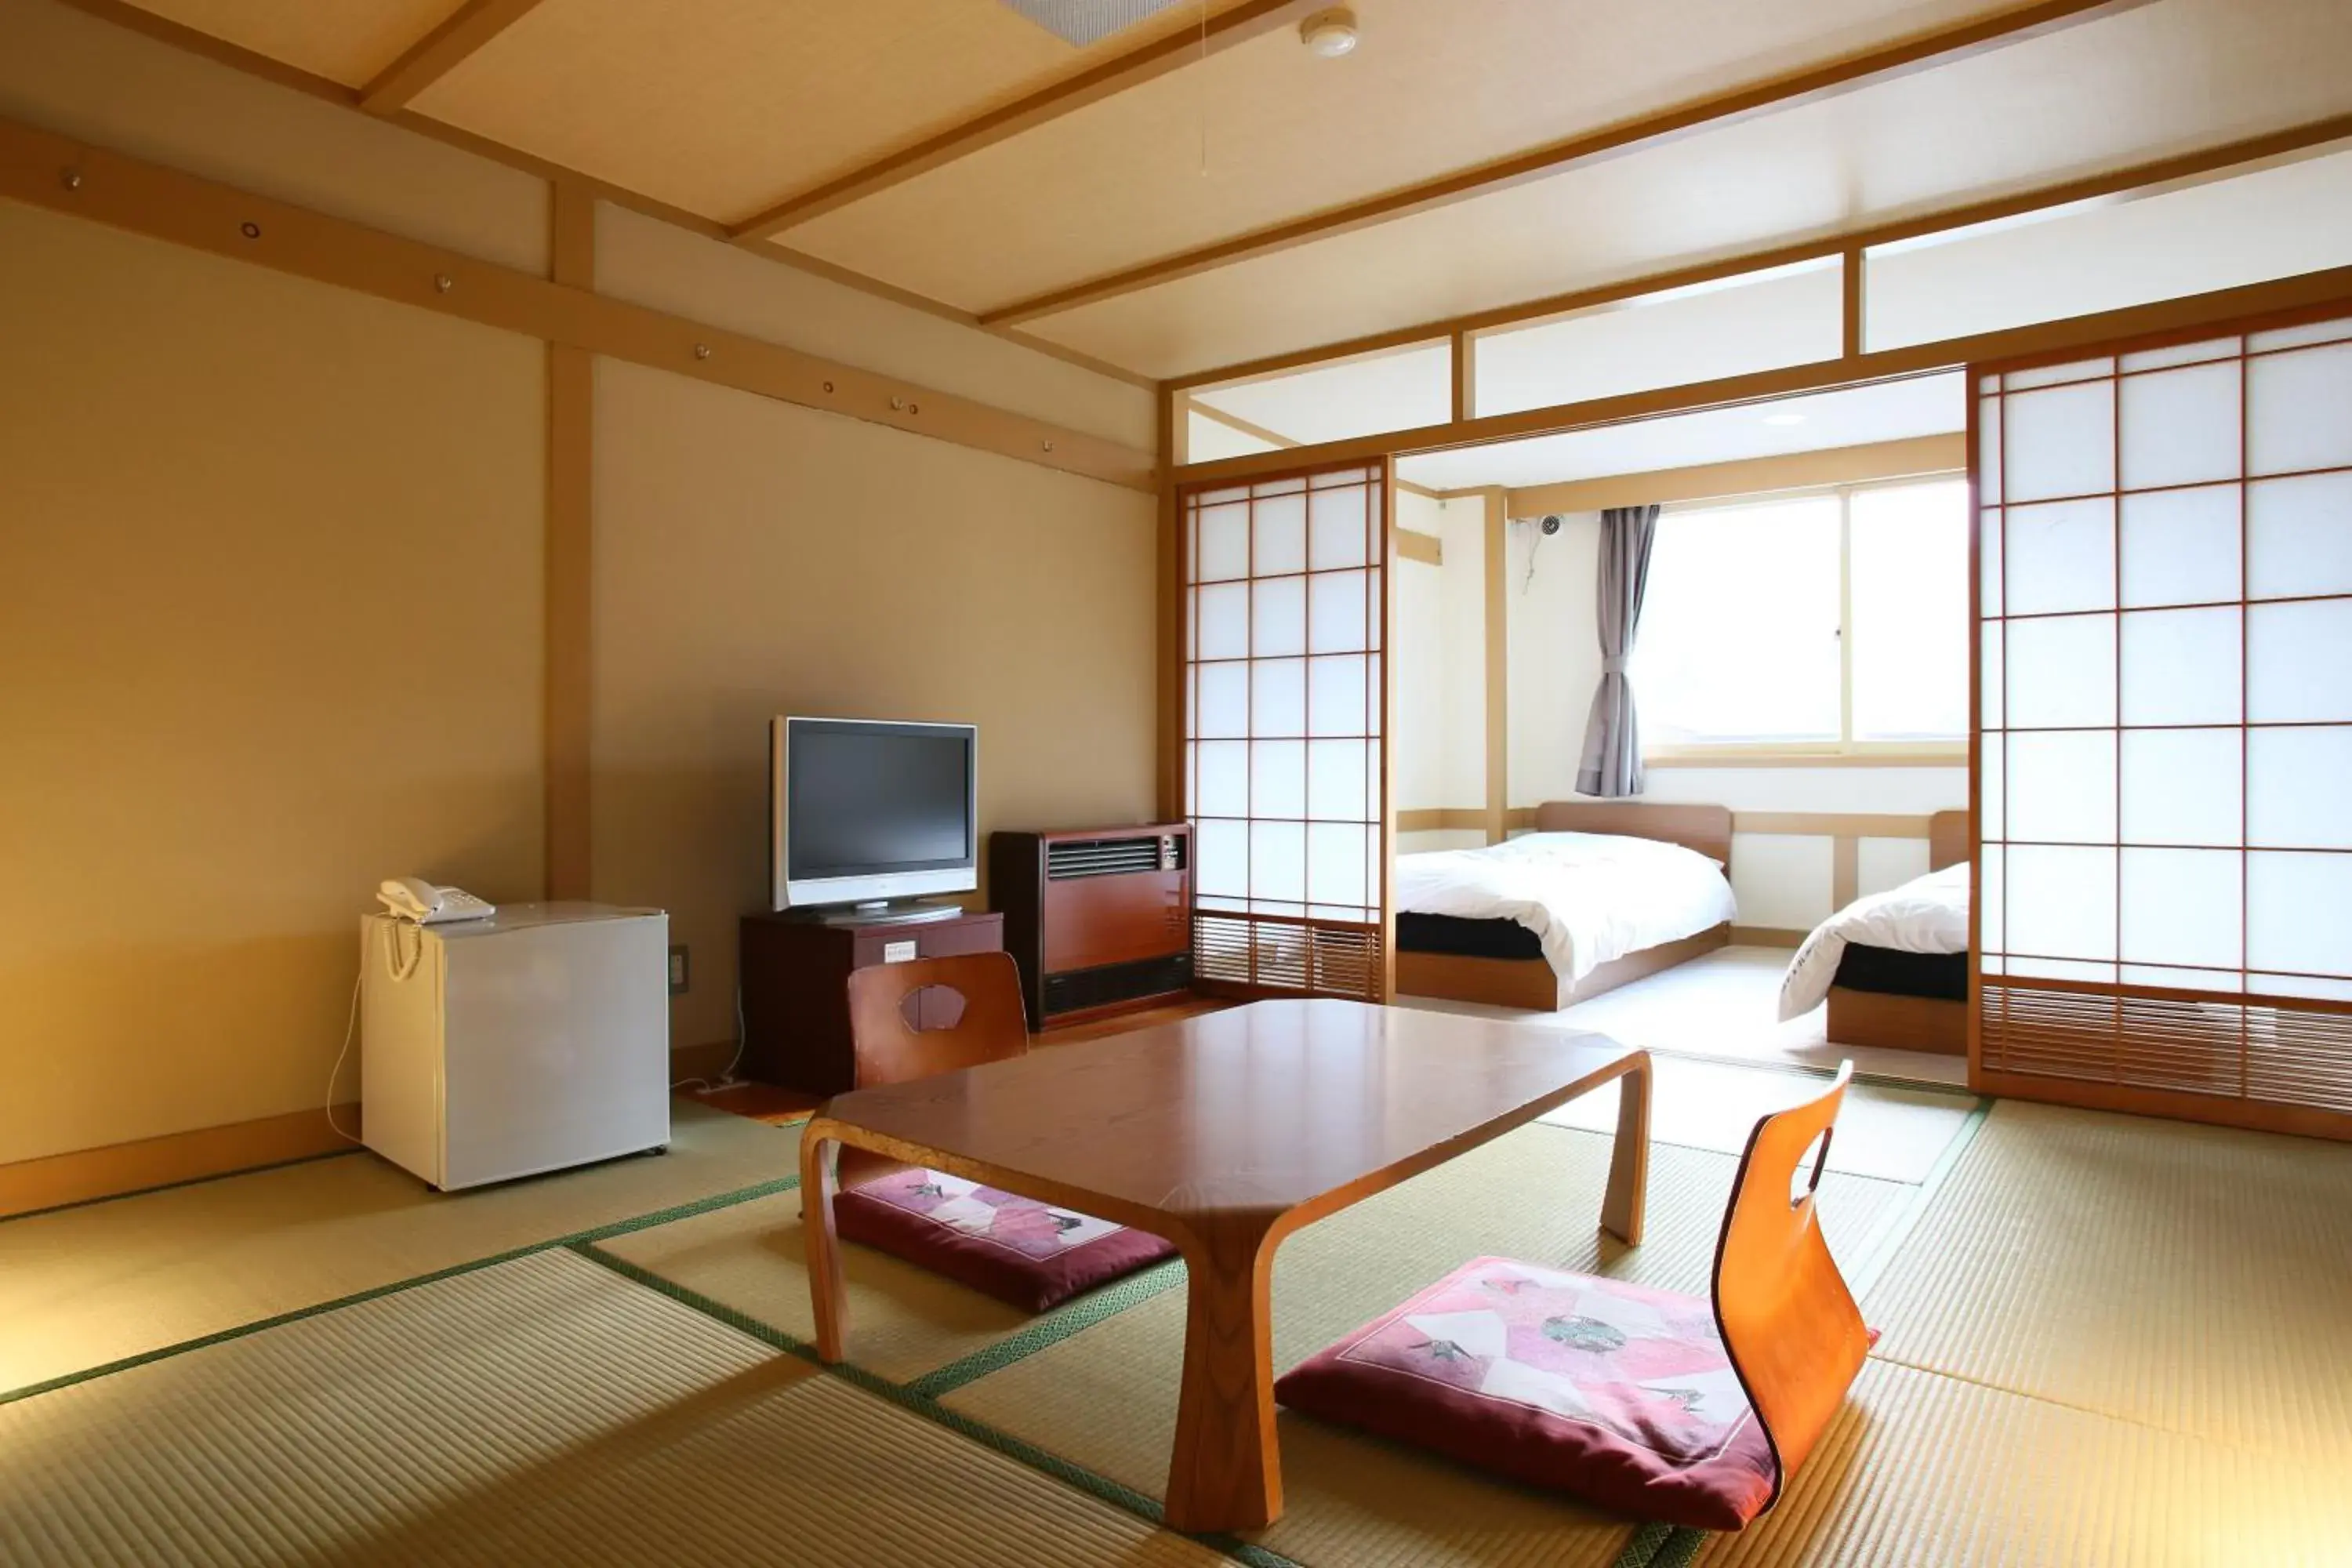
1762,412 -> 1807,426
1299,6 -> 1359,57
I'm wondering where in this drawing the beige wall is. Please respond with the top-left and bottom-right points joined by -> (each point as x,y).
0,203 -> 547,1164
0,0 -> 1160,1164
591,360 -> 1157,1049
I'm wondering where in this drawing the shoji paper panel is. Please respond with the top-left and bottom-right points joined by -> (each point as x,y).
1185,466 -> 1387,998
1976,308 -> 2352,1129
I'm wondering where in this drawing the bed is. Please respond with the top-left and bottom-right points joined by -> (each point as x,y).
1393,801 -> 1736,1012
1780,811 -> 1970,1056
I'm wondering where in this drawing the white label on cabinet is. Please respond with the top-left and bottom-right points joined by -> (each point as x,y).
882,939 -> 919,964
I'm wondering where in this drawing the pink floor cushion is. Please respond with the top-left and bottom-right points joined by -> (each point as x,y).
833,1167 -> 1177,1313
1276,1256 -> 1791,1530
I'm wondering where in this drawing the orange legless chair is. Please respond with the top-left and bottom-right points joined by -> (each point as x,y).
1275,1062 -> 1870,1530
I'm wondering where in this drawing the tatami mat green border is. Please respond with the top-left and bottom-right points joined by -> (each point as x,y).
0,1167 -> 805,1407
1843,1096 -> 1993,1297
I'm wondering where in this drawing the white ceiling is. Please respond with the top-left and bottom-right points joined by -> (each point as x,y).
1396,373 -> 1969,491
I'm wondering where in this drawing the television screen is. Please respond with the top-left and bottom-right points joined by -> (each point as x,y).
772,718 -> 977,909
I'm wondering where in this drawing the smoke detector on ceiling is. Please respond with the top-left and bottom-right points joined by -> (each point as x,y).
1299,6 -> 1359,56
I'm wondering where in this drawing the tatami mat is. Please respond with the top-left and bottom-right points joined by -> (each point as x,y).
0,1247 -> 1225,1567
1691,1357 -> 2352,1568
596,1185 -> 1174,1385
0,1099 -> 800,1394
1864,1098 -> 2352,1465
930,1127 -> 1904,1568
1537,1054 -> 1979,1184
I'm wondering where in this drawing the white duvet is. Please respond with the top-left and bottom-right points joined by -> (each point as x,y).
1396,832 -> 1737,985
1778,863 -> 1970,1021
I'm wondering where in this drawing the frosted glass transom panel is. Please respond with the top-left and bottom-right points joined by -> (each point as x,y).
2002,499 -> 2114,615
2002,380 -> 2114,502
2005,844 -> 2117,961
2120,849 -> 2241,968
2119,361 -> 2241,489
2120,607 -> 2241,727
2005,731 -> 2115,843
2248,852 -> 2352,977
2247,341 -> 2352,475
1473,260 -> 1842,416
2249,600 -> 2352,722
2004,615 -> 2114,728
2247,728 -> 2352,849
2120,728 -> 2240,846
2121,486 -> 2240,608
2248,472 -> 2352,599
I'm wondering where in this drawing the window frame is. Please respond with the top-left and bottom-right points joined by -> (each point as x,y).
1639,470 -> 1971,763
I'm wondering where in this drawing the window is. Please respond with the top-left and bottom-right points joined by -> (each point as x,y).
1632,477 -> 1969,751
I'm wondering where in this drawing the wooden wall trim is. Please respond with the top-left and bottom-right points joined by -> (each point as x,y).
1188,399 -> 1300,449
1483,488 -> 1508,844
1171,264 -> 2352,486
545,181 -> 594,900
1396,808 -> 1487,833
978,0 -> 2143,327
1156,391 -> 1184,820
1734,811 -> 1936,838
360,0 -> 550,115
46,0 -> 1159,394
1394,526 -> 1442,565
729,0 -> 1316,240
1167,112 -> 2352,394
0,114 -> 1158,491
0,1105 -> 361,1221
1504,434 -> 1965,517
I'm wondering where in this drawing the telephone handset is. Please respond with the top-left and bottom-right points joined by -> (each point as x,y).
378,877 -> 495,925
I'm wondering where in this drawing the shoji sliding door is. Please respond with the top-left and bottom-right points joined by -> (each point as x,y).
1181,463 -> 1392,1000
1974,304 -> 2352,1135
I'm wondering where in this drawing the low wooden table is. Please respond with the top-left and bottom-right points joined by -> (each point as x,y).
798,998 -> 1651,1534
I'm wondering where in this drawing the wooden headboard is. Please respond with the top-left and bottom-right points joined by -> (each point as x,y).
1531,800 -> 1734,870
1928,810 -> 1969,871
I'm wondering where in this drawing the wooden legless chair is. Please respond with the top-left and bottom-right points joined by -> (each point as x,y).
837,951 -> 1031,1186
1711,1061 -> 1872,1514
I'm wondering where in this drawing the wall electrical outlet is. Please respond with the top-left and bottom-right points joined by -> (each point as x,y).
667,945 -> 689,995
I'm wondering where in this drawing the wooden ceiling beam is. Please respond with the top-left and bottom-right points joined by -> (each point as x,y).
361,0 -> 552,115
728,0 -> 1320,243
1166,111 -> 2352,392
978,0 -> 2151,327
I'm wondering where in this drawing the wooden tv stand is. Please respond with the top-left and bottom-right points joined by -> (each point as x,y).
738,908 -> 1004,1095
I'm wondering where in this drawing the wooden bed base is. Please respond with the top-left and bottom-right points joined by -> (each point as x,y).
1824,985 -> 1966,1056
1396,924 -> 1731,1012
1392,800 -> 1737,1013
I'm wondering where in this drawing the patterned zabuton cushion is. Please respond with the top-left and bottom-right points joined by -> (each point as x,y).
833,1167 -> 1176,1314
1276,1257 -> 1782,1530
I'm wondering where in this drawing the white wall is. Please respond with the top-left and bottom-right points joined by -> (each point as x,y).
1392,489 -> 1486,818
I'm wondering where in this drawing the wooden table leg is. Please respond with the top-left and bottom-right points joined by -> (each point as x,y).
1601,1052 -> 1650,1246
799,1123 -> 848,1363
1162,1223 -> 1281,1534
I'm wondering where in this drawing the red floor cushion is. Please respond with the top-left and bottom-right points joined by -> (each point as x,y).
833,1167 -> 1177,1313
1276,1256 -> 1809,1530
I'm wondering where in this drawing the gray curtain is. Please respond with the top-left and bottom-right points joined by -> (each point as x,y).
1574,504 -> 1661,798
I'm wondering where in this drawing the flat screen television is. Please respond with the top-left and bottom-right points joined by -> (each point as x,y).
770,717 -> 978,915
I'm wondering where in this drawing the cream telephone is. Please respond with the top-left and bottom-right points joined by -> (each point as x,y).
378,877 -> 495,925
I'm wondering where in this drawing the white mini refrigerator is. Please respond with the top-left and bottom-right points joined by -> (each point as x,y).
361,902 -> 670,1191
